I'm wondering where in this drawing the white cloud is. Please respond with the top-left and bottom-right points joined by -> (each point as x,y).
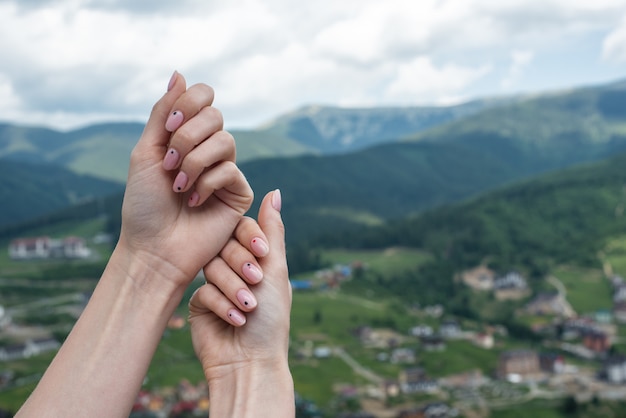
0,0 -> 625,130
501,50 -> 535,90
603,16 -> 626,62
385,57 -> 492,104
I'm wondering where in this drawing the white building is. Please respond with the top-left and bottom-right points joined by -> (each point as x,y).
9,236 -> 91,260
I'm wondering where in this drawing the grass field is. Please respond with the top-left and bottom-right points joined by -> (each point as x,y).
550,265 -> 612,315
320,247 -> 433,277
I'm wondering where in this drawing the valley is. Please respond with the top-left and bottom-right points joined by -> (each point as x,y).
2,77 -> 626,417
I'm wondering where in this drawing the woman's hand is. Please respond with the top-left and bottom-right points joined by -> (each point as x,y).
189,190 -> 295,417
117,72 -> 254,290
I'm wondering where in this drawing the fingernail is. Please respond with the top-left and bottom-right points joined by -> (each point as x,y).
167,70 -> 178,92
272,189 -> 282,212
173,171 -> 188,192
251,237 -> 269,257
163,148 -> 180,170
228,309 -> 246,326
243,262 -> 263,284
188,191 -> 200,207
165,110 -> 184,132
236,288 -> 257,309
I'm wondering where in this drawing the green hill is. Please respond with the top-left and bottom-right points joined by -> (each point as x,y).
411,79 -> 626,167
0,159 -> 123,229
0,97 -> 505,182
320,151 -> 626,277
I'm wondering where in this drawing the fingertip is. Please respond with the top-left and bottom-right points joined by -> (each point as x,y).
272,189 -> 282,212
258,189 -> 285,252
227,309 -> 247,326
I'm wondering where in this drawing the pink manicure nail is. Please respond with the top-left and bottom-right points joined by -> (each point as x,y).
243,263 -> 263,284
173,171 -> 188,192
162,148 -> 180,170
167,71 -> 178,92
165,110 -> 184,132
228,309 -> 246,326
272,189 -> 282,212
251,237 -> 269,257
236,289 -> 257,309
188,191 -> 200,207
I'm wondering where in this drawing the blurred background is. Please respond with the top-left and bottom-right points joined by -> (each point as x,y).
1,1 -> 626,417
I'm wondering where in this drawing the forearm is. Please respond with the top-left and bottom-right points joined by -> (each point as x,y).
16,243 -> 187,418
208,361 -> 295,418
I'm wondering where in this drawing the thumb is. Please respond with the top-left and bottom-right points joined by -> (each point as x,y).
258,189 -> 287,273
137,71 -> 187,150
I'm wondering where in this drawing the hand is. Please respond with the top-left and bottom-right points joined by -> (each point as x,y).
189,190 -> 291,376
117,72 -> 253,289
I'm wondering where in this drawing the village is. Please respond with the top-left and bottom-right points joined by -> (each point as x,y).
2,238 -> 626,417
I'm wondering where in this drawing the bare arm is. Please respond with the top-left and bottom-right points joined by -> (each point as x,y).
16,72 -> 254,418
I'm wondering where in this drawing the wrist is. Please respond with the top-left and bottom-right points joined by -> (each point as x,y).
110,235 -> 191,299
208,360 -> 295,418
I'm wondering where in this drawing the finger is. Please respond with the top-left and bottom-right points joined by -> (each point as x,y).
189,283 -> 247,327
135,71 -> 187,153
163,83 -> 215,133
257,189 -> 287,275
220,238 -> 264,285
172,130 -> 236,193
204,257 -> 258,312
163,105 -> 225,171
188,161 -> 253,213
235,217 -> 270,258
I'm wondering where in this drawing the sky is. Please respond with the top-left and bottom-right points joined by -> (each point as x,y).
1,0 -> 626,131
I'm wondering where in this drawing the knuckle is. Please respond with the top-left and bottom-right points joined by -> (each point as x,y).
203,106 -> 224,127
172,125 -> 195,149
220,239 -> 239,261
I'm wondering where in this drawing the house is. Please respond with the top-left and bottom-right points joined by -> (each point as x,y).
497,350 -> 540,381
539,353 -> 565,374
473,332 -> 494,349
493,272 -> 527,290
168,314 -> 186,329
0,306 -> 9,329
290,280 -> 313,291
461,265 -> 495,291
391,348 -> 415,364
525,292 -> 575,317
398,402 -> 456,418
399,367 -> 438,394
9,236 -> 52,259
9,236 -> 91,260
421,336 -> 446,351
313,346 -> 332,358
59,236 -> 90,258
582,330 -> 611,353
614,284 -> 626,303
410,325 -> 433,337
560,317 -> 599,340
614,301 -> 626,323
0,338 -> 60,362
601,356 -> 626,384
439,319 -> 461,338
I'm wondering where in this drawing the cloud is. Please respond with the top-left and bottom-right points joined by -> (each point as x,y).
385,57 -> 492,104
501,50 -> 535,89
0,0 -> 625,130
603,16 -> 626,62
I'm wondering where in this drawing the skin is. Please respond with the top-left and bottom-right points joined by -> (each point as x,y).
15,72 -> 271,418
189,190 -> 295,418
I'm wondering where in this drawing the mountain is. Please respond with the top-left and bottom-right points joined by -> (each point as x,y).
261,99 -> 505,153
320,150 -> 626,274
5,78 -> 626,247
0,123 -> 144,182
0,99 -> 504,182
410,79 -> 626,169
0,159 -> 123,229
